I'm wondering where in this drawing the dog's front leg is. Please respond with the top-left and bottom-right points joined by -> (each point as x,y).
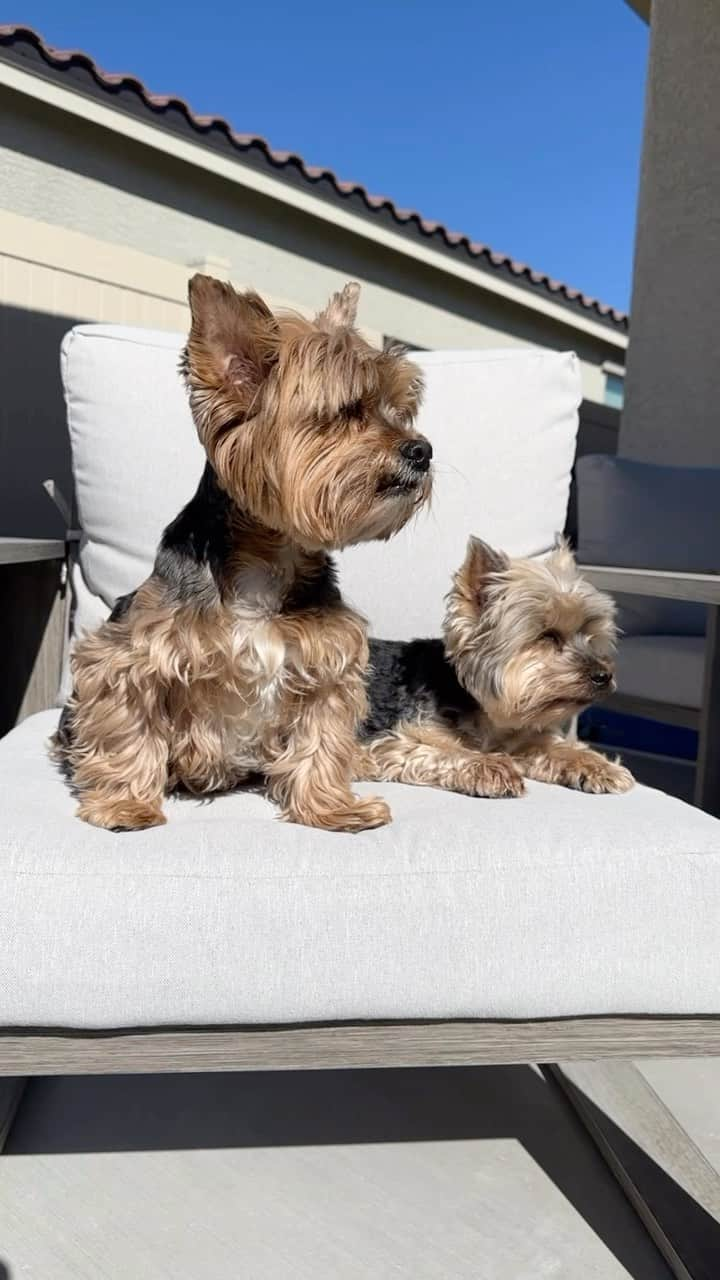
65,643 -> 170,831
515,737 -> 634,795
357,718 -> 525,797
267,678 -> 391,833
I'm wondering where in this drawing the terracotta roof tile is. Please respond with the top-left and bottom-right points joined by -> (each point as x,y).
0,24 -> 628,331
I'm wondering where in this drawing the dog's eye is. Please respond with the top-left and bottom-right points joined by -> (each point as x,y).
540,629 -> 562,647
340,399 -> 364,421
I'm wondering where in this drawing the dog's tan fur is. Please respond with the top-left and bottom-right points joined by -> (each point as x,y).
356,717 -> 526,797
359,538 -> 634,797
55,276 -> 432,832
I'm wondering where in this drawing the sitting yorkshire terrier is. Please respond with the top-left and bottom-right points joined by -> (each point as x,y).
358,538 -> 634,798
55,275 -> 432,832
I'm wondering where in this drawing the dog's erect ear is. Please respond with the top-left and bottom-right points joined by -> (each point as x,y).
185,275 -> 278,414
463,537 -> 510,602
548,533 -> 577,573
315,281 -> 361,330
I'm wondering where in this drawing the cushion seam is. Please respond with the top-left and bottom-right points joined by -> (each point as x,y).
2,854 -> 719,883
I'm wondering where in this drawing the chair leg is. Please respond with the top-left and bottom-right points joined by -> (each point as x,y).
695,605 -> 720,816
548,1060 -> 720,1280
0,1078 -> 26,1152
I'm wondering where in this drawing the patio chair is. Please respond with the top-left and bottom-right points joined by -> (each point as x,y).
1,329 -> 719,1275
575,454 -> 720,815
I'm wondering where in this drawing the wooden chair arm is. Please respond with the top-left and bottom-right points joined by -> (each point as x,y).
0,537 -> 65,566
0,546 -> 67,732
578,564 -> 720,605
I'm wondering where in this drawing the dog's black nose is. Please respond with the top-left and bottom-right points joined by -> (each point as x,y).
590,669 -> 612,689
400,438 -> 433,472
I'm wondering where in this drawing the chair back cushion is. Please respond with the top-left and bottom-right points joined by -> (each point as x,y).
576,454 -> 720,636
60,326 -> 581,693
339,348 -> 580,639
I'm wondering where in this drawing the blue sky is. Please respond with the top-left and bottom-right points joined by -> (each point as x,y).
13,1 -> 649,313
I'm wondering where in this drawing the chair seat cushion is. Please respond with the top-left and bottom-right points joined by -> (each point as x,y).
3,711 -> 720,1029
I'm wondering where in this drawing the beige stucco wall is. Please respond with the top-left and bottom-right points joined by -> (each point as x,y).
620,0 -> 720,464
0,85 -> 622,534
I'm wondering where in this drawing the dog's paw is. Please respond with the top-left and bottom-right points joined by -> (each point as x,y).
285,794 -> 392,833
470,753 -> 526,798
473,754 -> 526,798
566,753 -> 635,795
77,798 -> 167,831
336,795 -> 393,832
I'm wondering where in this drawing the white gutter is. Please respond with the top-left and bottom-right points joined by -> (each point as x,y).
0,58 -> 628,350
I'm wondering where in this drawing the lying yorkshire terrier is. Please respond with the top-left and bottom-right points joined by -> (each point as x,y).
357,538 -> 634,798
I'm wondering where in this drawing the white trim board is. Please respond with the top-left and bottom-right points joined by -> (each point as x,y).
0,208 -> 384,346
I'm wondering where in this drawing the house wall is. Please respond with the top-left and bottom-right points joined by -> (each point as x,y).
0,86 -> 622,536
620,0 -> 720,465
0,212 -> 194,536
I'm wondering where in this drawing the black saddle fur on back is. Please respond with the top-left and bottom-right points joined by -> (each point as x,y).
361,637 -> 475,738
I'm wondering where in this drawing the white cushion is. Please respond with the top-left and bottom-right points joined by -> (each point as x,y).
2,710 -> 720,1029
61,328 -> 580,652
340,349 -> 581,638
61,326 -> 205,609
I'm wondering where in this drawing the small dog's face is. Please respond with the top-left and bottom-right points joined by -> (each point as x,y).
183,275 -> 432,549
444,538 -> 617,731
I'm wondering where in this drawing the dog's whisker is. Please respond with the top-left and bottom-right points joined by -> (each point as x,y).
430,460 -> 469,483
